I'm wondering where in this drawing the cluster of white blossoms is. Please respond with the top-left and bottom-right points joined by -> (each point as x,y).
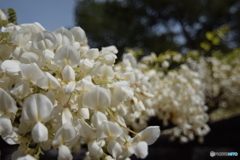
117,52 -> 210,143
1,10 -> 239,160
122,49 -> 240,143
195,54 -> 240,108
0,22 -> 160,160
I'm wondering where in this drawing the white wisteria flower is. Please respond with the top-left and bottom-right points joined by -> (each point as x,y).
21,94 -> 54,142
54,45 -> 80,67
0,21 -> 163,160
32,30 -> 58,51
83,86 -> 111,111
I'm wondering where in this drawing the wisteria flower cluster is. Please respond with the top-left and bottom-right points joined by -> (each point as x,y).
123,49 -> 240,143
116,52 -> 210,143
196,53 -> 240,109
0,22 -> 160,160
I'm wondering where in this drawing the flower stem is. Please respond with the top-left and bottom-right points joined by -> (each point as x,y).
106,107 -> 137,135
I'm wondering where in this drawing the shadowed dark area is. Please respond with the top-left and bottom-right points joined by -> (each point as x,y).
1,115 -> 240,160
75,0 -> 240,57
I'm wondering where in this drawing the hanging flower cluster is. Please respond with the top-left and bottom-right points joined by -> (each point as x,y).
196,54 -> 240,109
0,22 -> 160,160
114,52 -> 210,143
121,49 -> 240,143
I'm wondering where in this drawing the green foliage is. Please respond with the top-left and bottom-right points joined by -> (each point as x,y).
212,48 -> 240,64
155,50 -> 179,63
200,25 -> 230,52
0,8 -> 17,28
7,8 -> 17,25
75,0 -> 240,57
184,50 -> 201,62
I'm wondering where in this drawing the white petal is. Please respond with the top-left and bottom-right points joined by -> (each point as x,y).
77,119 -> 95,138
137,100 -> 145,111
20,63 -> 44,84
94,64 -> 114,80
141,91 -> 154,98
64,81 -> 76,94
54,45 -> 80,67
101,46 -> 118,54
96,121 -> 123,139
31,122 -> 48,143
108,81 -> 128,88
0,9 -> 7,20
70,27 -> 86,43
75,76 -> 94,92
46,73 -> 62,90
55,91 -> 70,106
0,88 -> 17,115
107,140 -> 122,159
122,87 -> 134,99
122,71 -> 136,83
2,131 -> 20,145
12,46 -> 24,60
45,90 -> 56,105
23,94 -> 54,123
36,74 -> 49,89
134,141 -> 148,159
83,86 -> 110,110
54,27 -> 74,47
12,28 -> 32,46
92,111 -> 107,128
20,52 -> 39,64
2,25 -> 21,36
10,81 -> 30,99
32,30 -> 58,51
0,116 -> 13,136
62,65 -> 75,81
1,60 -> 20,76
112,87 -> 126,103
52,123 -> 76,147
135,126 -> 160,145
62,108 -> 73,125
0,76 -> 10,91
123,53 -> 137,68
83,48 -> 99,59
78,107 -> 89,119
42,49 -> 55,59
88,140 -> 103,159
99,53 -> 117,65
37,72 -> 62,90
79,59 -> 94,72
72,41 -> 81,50
58,145 -> 73,160
20,22 -> 45,35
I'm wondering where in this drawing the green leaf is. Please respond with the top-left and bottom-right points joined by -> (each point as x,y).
200,41 -> 211,51
206,31 -> 214,41
212,37 -> 220,45
7,8 -> 17,24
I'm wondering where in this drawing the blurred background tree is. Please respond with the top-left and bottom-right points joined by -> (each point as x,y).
75,0 -> 240,57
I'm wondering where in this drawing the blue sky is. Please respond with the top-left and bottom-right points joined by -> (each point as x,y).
1,0 -> 76,31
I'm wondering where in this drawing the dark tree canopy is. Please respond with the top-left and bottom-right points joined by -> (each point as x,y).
75,0 -> 240,56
